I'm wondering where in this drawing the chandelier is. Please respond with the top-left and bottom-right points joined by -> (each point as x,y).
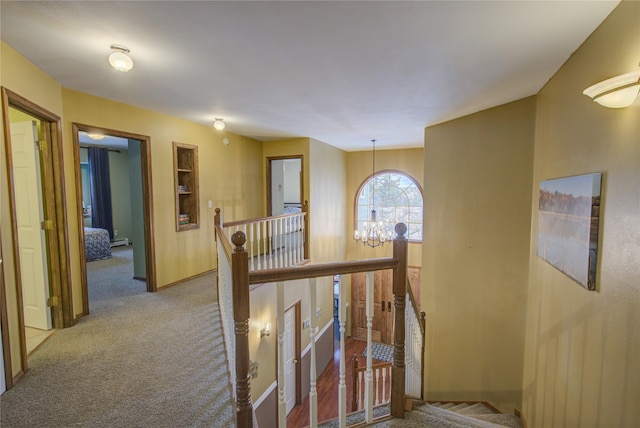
354,139 -> 393,247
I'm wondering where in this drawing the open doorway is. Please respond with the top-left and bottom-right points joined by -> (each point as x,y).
267,156 -> 303,216
1,88 -> 72,389
72,123 -> 156,317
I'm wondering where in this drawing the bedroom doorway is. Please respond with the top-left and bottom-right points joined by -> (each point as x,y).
267,156 -> 303,216
72,123 -> 156,317
2,88 -> 72,388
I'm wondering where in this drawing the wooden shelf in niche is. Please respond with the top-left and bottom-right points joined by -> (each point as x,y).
173,142 -> 200,231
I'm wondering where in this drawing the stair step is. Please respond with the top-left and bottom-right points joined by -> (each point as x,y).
438,402 -> 457,409
371,402 -> 523,428
472,413 -> 522,428
411,404 -> 503,427
449,403 -> 471,411
456,402 -> 497,415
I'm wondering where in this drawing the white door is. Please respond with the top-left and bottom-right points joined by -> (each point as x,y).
11,120 -> 51,330
284,307 -> 296,414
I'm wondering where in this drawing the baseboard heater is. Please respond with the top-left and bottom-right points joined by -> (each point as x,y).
110,238 -> 129,248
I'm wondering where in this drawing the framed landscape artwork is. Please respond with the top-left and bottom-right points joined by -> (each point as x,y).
536,173 -> 602,290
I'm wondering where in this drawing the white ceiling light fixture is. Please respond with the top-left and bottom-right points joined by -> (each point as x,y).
87,133 -> 105,140
213,118 -> 226,130
583,70 -> 640,108
108,44 -> 134,72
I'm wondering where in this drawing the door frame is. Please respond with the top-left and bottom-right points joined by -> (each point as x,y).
266,155 -> 304,217
1,87 -> 72,388
71,123 -> 156,316
280,300 -> 302,414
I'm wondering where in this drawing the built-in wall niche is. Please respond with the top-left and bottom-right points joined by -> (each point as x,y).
173,142 -> 200,231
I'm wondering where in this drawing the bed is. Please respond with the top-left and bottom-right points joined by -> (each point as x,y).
84,227 -> 112,261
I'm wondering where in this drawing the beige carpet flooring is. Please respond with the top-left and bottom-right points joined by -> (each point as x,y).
0,247 -> 235,427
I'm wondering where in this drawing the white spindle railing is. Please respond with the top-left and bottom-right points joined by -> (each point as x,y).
308,278 -> 319,427
405,293 -> 424,398
353,362 -> 392,411
338,276 -> 347,428
215,210 -> 414,428
277,281 -> 286,428
223,212 -> 306,271
216,238 -> 236,401
364,271 -> 374,424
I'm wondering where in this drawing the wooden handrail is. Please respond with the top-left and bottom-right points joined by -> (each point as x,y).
214,209 -> 233,264
249,258 -> 398,285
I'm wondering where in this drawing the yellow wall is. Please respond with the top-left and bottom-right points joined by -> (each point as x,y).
61,89 -> 264,301
1,40 -> 64,379
423,97 -> 536,411
522,1 -> 640,426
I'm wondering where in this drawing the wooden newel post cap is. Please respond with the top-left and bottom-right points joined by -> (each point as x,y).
231,231 -> 247,250
395,223 -> 407,239
215,208 -> 221,215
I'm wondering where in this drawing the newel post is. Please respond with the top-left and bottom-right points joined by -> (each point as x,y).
391,223 -> 408,418
231,231 -> 253,427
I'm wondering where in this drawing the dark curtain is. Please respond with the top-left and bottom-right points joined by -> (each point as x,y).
88,147 -> 114,239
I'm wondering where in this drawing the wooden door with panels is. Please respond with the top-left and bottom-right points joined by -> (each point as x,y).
351,269 -> 394,345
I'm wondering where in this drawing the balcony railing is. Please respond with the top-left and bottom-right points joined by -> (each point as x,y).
215,208 -> 423,427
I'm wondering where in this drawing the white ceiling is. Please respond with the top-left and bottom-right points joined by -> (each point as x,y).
1,1 -> 619,151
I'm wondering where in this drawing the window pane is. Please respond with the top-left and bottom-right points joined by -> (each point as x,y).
355,171 -> 423,241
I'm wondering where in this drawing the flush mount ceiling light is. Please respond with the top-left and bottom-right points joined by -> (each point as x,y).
583,70 -> 640,108
87,133 -> 105,140
108,44 -> 134,72
213,118 -> 226,130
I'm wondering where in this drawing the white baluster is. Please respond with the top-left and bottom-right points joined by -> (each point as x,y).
308,278 -> 318,428
277,281 -> 286,428
256,221 -> 262,271
375,368 -> 380,405
358,371 -> 363,410
278,218 -> 284,268
268,219 -> 273,269
382,367 -> 388,403
365,271 -> 374,423
338,275 -> 347,428
249,223 -> 255,271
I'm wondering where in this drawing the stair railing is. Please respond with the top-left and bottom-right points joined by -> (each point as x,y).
351,353 -> 392,411
405,283 -> 426,399
215,208 -> 408,428
219,202 -> 308,271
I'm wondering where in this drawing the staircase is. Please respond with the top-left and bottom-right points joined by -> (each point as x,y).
370,401 -> 524,428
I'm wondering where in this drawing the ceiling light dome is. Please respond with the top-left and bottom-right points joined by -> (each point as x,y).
213,118 -> 226,130
109,44 -> 134,72
583,70 -> 640,108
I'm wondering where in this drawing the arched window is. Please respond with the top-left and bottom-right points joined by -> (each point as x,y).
355,170 -> 423,242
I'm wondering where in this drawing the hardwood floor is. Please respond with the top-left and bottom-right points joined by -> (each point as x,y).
286,333 -> 388,427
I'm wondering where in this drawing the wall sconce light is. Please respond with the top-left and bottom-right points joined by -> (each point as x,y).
260,322 -> 271,338
108,44 -> 134,72
213,118 -> 226,130
583,70 -> 640,108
